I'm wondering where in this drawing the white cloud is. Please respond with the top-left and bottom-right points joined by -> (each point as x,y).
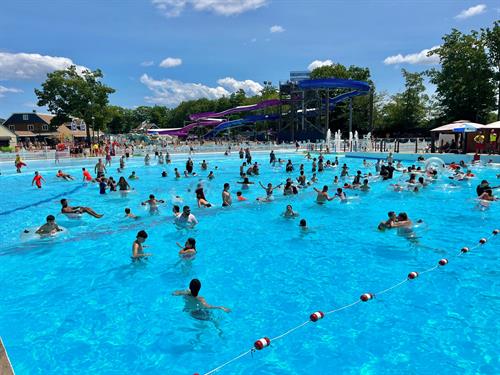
270,25 -> 285,33
0,85 -> 23,98
217,77 -> 263,95
140,74 -> 263,107
0,52 -> 88,80
159,57 -> 182,68
383,46 -> 440,65
141,60 -> 155,67
455,4 -> 486,19
140,74 -> 229,106
152,0 -> 268,17
250,38 -> 257,43
308,59 -> 333,71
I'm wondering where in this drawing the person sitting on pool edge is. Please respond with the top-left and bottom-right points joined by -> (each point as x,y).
35,215 -> 63,235
132,230 -> 151,261
60,198 -> 103,218
172,279 -> 231,317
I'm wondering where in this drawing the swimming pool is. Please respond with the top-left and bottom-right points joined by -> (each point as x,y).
0,152 -> 499,374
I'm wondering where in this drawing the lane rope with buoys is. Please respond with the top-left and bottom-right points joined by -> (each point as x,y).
195,229 -> 499,375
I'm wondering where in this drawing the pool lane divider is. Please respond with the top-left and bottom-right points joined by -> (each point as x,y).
0,184 -> 85,217
195,229 -> 499,375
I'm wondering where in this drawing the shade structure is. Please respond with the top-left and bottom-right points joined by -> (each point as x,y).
431,120 -> 484,132
483,121 -> 500,129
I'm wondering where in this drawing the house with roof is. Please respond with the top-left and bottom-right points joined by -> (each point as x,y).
0,124 -> 17,148
132,121 -> 159,134
2,112 -> 89,142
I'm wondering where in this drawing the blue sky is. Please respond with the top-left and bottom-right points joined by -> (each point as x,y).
0,0 -> 498,119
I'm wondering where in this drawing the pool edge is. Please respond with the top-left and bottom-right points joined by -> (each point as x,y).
0,337 -> 15,375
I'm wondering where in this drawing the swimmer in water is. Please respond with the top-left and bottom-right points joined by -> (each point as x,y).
60,198 -> 103,218
35,215 -> 63,235
195,183 -> 212,208
313,185 -> 334,204
82,168 -> 94,182
236,191 -> 247,201
174,168 -> 181,179
222,183 -> 232,207
378,211 -> 396,230
174,205 -> 198,227
299,219 -> 308,230
391,212 -> 412,227
117,176 -> 131,191
124,208 -> 138,219
333,187 -> 347,202
172,205 -> 181,217
132,230 -> 151,261
359,179 -> 370,191
333,176 -> 339,184
128,171 -> 139,180
283,204 -> 299,218
201,160 -> 208,170
177,238 -> 197,257
237,177 -> 254,189
32,171 -> 46,189
172,279 -> 231,318
207,171 -> 215,180
144,154 -> 151,166
141,194 -> 165,214
257,181 -> 282,201
161,170 -> 168,177
56,170 -> 74,181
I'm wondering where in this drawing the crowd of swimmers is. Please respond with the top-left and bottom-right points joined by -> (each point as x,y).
14,147 -> 499,319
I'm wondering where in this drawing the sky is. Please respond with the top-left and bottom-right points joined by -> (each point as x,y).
0,0 -> 499,119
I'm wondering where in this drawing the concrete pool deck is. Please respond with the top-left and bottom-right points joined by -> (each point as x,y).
0,337 -> 15,375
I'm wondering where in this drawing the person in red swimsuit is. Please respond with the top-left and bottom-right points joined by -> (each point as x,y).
32,171 -> 46,189
82,168 -> 93,182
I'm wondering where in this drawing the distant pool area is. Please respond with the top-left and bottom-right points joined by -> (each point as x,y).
1,151 -> 499,374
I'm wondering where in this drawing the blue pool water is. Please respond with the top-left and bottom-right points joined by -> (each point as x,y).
0,152 -> 499,374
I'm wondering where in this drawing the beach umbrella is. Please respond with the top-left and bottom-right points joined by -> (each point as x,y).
483,121 -> 500,129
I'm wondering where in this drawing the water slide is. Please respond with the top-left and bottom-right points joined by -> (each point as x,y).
189,99 -> 281,121
206,114 -> 281,137
149,79 -> 370,137
147,119 -> 222,137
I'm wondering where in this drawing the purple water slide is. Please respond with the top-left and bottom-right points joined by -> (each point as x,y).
189,99 -> 281,121
148,120 -> 222,137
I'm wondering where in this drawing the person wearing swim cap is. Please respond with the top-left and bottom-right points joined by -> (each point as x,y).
172,279 -> 231,317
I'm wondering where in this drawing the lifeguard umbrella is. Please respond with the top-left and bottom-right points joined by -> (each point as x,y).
483,121 -> 500,129
431,120 -> 484,132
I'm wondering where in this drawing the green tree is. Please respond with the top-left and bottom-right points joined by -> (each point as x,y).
427,29 -> 495,123
35,66 -> 115,142
482,21 -> 500,120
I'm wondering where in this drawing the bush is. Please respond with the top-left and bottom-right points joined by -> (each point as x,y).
0,146 -> 14,152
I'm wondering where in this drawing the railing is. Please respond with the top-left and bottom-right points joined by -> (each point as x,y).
326,138 -> 431,154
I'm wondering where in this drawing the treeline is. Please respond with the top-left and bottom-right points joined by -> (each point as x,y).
34,21 -> 499,137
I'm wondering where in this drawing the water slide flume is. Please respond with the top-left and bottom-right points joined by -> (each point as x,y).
189,99 -> 281,121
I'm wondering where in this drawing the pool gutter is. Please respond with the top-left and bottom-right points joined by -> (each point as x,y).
0,337 -> 15,375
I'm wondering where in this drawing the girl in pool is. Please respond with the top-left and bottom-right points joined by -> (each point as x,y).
283,205 -> 299,218
177,238 -> 197,258
32,171 -> 46,189
132,230 -> 151,261
117,176 -> 131,191
237,177 -> 254,190
172,279 -> 231,319
195,184 -> 212,208
257,181 -> 282,202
